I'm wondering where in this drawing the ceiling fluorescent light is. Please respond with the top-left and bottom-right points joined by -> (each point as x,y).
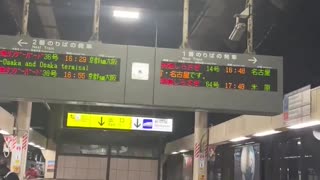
0,130 -> 9,135
179,149 -> 189,153
171,151 -> 179,155
230,136 -> 250,142
288,121 -> 320,129
254,130 -> 281,137
28,142 -> 35,146
113,10 -> 140,19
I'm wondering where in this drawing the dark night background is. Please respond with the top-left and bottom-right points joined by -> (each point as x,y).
0,0 -> 320,142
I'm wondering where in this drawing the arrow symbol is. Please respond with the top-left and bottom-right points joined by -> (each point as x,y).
17,39 -> 28,47
98,117 -> 105,126
134,118 -> 141,128
248,57 -> 258,64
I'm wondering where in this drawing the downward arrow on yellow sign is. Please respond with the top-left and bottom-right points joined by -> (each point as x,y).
67,113 -> 132,130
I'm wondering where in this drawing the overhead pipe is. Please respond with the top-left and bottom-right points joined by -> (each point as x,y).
21,0 -> 30,35
91,0 -> 101,41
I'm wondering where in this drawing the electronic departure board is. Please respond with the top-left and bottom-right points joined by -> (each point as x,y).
154,48 -> 283,114
0,35 -> 283,114
160,62 -> 277,92
0,35 -> 127,104
0,50 -> 120,82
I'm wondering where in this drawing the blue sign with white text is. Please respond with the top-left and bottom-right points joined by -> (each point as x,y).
143,119 -> 153,129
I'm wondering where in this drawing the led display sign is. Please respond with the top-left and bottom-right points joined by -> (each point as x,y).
160,62 -> 277,92
154,48 -> 283,114
0,35 -> 283,114
0,35 -> 126,104
0,50 -> 120,82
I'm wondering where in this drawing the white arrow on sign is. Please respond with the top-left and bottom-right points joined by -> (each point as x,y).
248,57 -> 258,64
17,39 -> 28,47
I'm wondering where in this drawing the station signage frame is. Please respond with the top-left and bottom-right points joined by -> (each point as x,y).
65,112 -> 173,133
0,35 -> 283,115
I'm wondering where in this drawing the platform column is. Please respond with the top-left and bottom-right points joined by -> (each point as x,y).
11,101 -> 32,179
193,111 -> 208,180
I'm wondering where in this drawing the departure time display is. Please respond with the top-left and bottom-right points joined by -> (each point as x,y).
0,50 -> 120,82
160,62 -> 277,92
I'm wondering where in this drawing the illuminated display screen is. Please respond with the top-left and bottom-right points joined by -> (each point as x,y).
160,62 -> 277,92
0,50 -> 120,82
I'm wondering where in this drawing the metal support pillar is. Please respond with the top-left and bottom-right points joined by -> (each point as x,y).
12,102 -> 32,179
193,111 -> 208,180
181,0 -> 190,49
246,0 -> 254,54
14,1 -> 32,177
159,154 -> 168,180
91,0 -> 101,41
21,0 -> 30,35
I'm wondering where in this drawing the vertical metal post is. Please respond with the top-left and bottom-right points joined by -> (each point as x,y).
159,154 -> 168,180
181,0 -> 189,49
11,102 -> 32,179
155,20 -> 158,48
21,0 -> 30,35
246,0 -> 254,53
193,111 -> 208,180
91,0 -> 101,41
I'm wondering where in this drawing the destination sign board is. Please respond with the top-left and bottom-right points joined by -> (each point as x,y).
0,35 -> 126,104
66,112 -> 173,132
161,62 -> 277,92
283,85 -> 311,126
0,50 -> 120,82
154,48 -> 283,114
0,35 -> 283,115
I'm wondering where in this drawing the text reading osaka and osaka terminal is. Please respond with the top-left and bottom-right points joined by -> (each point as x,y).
0,50 -> 120,82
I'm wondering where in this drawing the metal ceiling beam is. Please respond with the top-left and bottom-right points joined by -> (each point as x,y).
22,0 -> 30,35
188,0 -> 227,50
189,0 -> 211,39
33,0 -> 60,39
91,0 -> 101,41
181,0 -> 190,48
3,0 -> 23,33
2,0 -> 59,38
246,0 -> 254,53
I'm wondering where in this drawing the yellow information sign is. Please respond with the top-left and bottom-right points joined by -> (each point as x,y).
67,113 -> 132,130
198,175 -> 205,180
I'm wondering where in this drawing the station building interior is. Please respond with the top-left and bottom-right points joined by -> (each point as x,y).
1,0 -> 320,180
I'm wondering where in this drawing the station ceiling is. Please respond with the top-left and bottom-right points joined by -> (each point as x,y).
1,0 -> 320,142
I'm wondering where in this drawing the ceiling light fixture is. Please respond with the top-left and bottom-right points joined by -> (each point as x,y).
288,121 -> 320,129
179,149 -> 189,153
171,151 -> 179,155
230,136 -> 250,142
254,130 -> 281,137
297,141 -> 302,145
313,130 -> 320,141
0,130 -> 9,135
113,10 -> 140,19
28,142 -> 35,146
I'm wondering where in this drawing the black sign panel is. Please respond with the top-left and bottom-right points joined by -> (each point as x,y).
0,50 -> 120,82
